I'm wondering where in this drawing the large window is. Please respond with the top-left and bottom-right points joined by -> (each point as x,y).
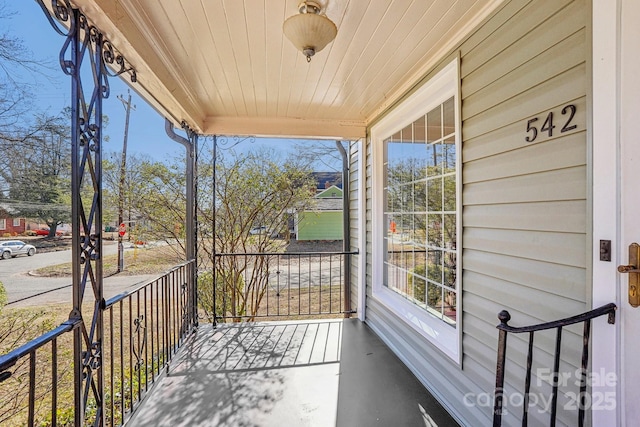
384,96 -> 457,323
372,59 -> 460,361
0,219 -> 5,230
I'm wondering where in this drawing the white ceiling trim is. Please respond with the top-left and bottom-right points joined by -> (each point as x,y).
203,116 -> 366,140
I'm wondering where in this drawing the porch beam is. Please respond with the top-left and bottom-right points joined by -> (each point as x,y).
202,116 -> 366,140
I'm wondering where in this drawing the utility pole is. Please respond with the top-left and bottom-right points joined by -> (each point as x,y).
117,90 -> 135,273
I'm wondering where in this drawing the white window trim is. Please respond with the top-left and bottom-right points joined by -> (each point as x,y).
371,58 -> 461,363
13,218 -> 21,227
0,218 -> 5,230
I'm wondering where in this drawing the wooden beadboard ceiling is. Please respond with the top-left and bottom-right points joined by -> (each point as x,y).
69,0 -> 503,138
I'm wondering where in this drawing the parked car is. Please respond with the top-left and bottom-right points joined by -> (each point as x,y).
0,240 -> 37,259
249,226 -> 279,238
34,227 -> 63,236
249,226 -> 268,235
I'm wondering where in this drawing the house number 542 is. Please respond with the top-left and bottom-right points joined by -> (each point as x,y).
525,104 -> 577,142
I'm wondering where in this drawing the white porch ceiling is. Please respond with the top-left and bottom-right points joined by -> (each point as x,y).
68,0 -> 503,138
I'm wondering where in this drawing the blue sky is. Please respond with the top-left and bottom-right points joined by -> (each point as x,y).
8,1 -> 185,162
7,1 -> 342,169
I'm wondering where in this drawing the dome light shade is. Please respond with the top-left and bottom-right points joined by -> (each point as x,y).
283,2 -> 337,62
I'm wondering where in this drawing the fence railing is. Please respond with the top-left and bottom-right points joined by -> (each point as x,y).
208,251 -> 356,323
0,319 -> 80,426
0,260 -> 196,427
493,302 -> 617,427
102,259 -> 196,426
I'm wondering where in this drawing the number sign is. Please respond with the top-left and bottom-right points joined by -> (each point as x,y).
525,104 -> 577,143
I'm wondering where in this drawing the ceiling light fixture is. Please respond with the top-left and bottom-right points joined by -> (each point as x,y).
283,1 -> 337,63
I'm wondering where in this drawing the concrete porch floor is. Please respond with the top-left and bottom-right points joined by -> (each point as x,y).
127,318 -> 459,427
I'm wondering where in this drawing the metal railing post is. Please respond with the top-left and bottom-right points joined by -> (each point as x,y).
336,141 -> 352,317
35,2 -> 138,423
492,303 -> 616,427
165,120 -> 199,330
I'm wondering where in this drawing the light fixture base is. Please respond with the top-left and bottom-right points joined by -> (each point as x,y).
283,1 -> 337,63
298,1 -> 321,14
303,47 -> 315,62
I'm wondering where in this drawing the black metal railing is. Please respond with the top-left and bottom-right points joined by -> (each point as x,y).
493,302 -> 616,427
102,260 -> 196,426
0,260 -> 196,427
0,319 -> 80,426
208,251 -> 356,323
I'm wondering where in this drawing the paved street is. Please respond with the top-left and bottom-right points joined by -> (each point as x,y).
0,242 -> 157,308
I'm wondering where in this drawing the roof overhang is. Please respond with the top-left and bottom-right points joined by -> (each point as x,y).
51,0 -> 505,138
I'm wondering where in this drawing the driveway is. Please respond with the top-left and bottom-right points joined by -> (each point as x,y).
1,243 -> 157,308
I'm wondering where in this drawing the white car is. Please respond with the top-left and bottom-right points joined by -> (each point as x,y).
0,240 -> 37,259
249,226 -> 268,235
249,226 -> 279,238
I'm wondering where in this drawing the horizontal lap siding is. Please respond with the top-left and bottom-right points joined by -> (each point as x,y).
364,0 -> 588,425
297,212 -> 343,240
462,0 -> 588,424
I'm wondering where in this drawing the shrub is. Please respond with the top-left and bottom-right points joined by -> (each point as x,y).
197,270 -> 246,321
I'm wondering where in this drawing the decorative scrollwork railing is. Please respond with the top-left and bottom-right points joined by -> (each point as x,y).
0,260 -> 196,426
27,2 -> 138,425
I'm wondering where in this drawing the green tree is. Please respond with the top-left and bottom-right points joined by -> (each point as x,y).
0,1 -> 58,204
102,142 -> 317,320
1,114 -> 71,236
200,147 -> 316,321
103,152 -> 152,232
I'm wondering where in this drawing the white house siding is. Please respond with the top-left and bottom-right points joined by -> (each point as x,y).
363,0 -> 589,425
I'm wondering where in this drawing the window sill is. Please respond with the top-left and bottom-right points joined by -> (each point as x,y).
372,284 -> 460,363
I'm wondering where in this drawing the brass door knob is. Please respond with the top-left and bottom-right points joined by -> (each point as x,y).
621,243 -> 640,307
618,264 -> 640,273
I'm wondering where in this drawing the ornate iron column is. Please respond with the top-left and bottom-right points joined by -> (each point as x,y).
37,1 -> 136,424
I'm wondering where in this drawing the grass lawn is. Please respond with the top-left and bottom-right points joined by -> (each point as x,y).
32,244 -> 184,278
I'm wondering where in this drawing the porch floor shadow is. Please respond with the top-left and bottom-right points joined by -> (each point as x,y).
128,318 -> 459,427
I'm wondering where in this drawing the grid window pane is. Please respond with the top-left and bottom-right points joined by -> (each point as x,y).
443,175 -> 456,211
442,137 -> 456,171
426,143 -> 441,176
427,178 -> 443,211
443,97 -> 455,137
383,96 -> 457,327
427,105 -> 442,143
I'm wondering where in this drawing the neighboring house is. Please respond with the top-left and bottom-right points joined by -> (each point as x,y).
296,191 -> 343,241
293,176 -> 345,241
315,184 -> 342,199
311,172 -> 341,193
0,206 -> 26,236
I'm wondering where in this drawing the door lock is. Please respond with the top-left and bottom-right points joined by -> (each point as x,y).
618,242 -> 640,307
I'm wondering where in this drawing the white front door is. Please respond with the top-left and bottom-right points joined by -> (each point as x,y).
618,1 -> 640,423
593,1 -> 640,425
